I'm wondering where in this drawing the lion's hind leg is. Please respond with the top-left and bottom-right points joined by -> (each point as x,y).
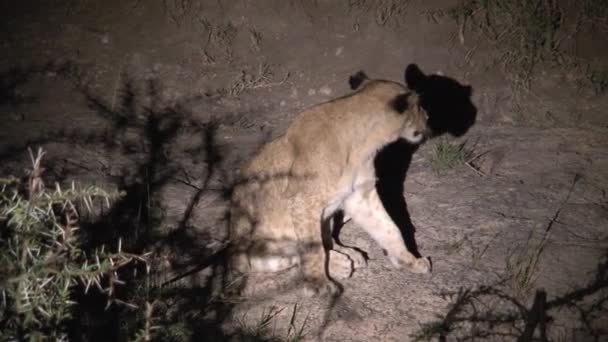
234,239 -> 299,273
326,211 -> 368,270
249,254 -> 299,273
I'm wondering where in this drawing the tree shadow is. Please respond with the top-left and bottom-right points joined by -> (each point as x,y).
0,62 -> 73,108
0,60 -> 285,340
412,249 -> 608,341
69,75 -> 249,341
0,61 -> 478,340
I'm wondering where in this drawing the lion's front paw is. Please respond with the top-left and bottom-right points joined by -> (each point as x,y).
328,250 -> 354,279
389,253 -> 432,274
302,276 -> 341,297
410,256 -> 432,274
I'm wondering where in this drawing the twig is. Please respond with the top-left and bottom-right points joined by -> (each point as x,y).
464,43 -> 480,63
143,301 -> 155,342
160,247 -> 229,287
251,72 -> 290,89
465,161 -> 486,177
110,60 -> 125,112
465,150 -> 490,164
459,18 -> 466,45
545,174 -> 580,233
464,150 -> 490,177
27,147 -> 46,199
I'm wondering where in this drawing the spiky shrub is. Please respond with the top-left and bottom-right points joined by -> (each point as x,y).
0,148 -> 147,341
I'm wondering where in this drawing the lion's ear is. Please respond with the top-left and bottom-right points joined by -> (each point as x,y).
465,85 -> 472,97
390,93 -> 410,113
349,71 -> 369,90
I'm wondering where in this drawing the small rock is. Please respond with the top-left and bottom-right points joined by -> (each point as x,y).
308,88 -> 316,96
280,100 -> 286,107
319,85 -> 332,96
335,46 -> 344,56
101,33 -> 110,44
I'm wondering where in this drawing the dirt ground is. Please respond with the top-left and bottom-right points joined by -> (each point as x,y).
1,1 -> 607,341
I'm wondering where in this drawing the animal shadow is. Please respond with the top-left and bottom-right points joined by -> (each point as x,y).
374,140 -> 423,257
405,63 -> 477,137
374,65 -> 477,261
330,141 -> 424,260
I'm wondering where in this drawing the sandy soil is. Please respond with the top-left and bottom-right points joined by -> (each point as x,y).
1,1 -> 607,341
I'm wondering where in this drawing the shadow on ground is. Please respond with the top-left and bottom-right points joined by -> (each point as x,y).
411,249 -> 608,342
0,61 -> 283,341
366,67 -> 478,264
0,61 -> 478,341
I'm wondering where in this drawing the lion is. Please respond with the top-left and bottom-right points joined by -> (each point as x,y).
229,64 -> 432,296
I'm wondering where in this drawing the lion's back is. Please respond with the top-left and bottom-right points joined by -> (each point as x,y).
230,80 -> 411,241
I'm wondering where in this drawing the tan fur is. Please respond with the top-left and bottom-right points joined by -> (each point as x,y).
229,76 -> 431,296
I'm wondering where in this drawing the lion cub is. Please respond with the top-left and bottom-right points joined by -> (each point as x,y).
229,64 -> 431,295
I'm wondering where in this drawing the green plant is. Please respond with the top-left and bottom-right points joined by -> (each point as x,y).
430,0 -> 608,94
505,230 -> 548,300
581,0 -> 608,33
431,141 -> 473,174
131,301 -> 158,342
431,0 -> 563,89
586,65 -> 608,95
512,109 -> 526,124
0,148 -> 147,341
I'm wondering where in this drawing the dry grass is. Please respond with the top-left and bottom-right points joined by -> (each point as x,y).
162,0 -> 201,27
440,0 -> 561,90
428,0 -> 608,94
233,304 -> 309,341
249,27 -> 263,53
586,64 -> 608,95
348,0 -> 411,27
430,140 -> 474,174
504,230 -> 549,300
196,17 -> 239,63
222,63 -> 290,98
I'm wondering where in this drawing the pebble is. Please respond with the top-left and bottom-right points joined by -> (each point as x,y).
319,85 -> 332,96
101,33 -> 110,44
